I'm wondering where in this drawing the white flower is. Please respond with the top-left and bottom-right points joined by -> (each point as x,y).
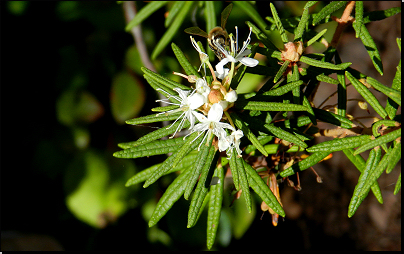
185,103 -> 235,151
214,26 -> 259,75
195,78 -> 210,103
226,129 -> 244,157
215,67 -> 229,80
224,90 -> 238,103
156,88 -> 204,138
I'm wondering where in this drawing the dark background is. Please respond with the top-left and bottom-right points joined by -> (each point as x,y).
1,1 -> 401,251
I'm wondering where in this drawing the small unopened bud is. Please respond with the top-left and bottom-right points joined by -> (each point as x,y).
187,75 -> 198,83
208,89 -> 224,104
281,41 -> 304,62
358,101 -> 368,110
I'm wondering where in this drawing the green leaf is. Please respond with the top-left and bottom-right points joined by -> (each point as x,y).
348,147 -> 381,217
316,73 -> 339,85
243,160 -> 285,217
188,146 -> 218,228
294,7 -> 309,42
246,21 -> 279,52
342,148 -> 383,204
234,2 -> 269,38
385,141 -> 401,174
371,120 -> 399,137
151,105 -> 179,112
306,135 -> 372,153
362,7 -> 401,24
121,121 -> 191,148
335,51 -> 347,117
165,1 -> 186,27
280,151 -> 331,177
125,1 -> 168,31
273,60 -> 290,83
354,143 -> 400,207
302,95 -> 317,125
125,112 -> 182,125
228,148 -> 240,191
151,1 -> 194,60
355,1 -> 364,38
206,164 -> 224,250
184,134 -> 214,199
346,71 -> 388,118
114,137 -> 186,159
300,56 -> 352,70
352,23 -> 383,75
236,101 -> 308,112
142,67 -> 191,91
143,131 -> 202,188
171,43 -> 201,78
148,165 -> 193,227
270,2 -> 288,43
125,151 -> 198,187
366,76 -> 401,106
385,58 -> 401,119
354,128 -> 400,155
231,113 -> 268,157
306,28 -> 328,47
312,1 -> 347,25
262,123 -> 308,148
235,156 -> 252,213
312,108 -> 354,128
394,173 -> 401,195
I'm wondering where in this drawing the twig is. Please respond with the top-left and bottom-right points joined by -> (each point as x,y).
329,1 -> 355,48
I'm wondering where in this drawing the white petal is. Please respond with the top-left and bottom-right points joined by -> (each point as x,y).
192,111 -> 207,123
174,88 -> 190,101
237,49 -> 251,58
225,90 -> 238,103
207,103 -> 223,123
233,129 -> 244,139
238,57 -> 259,67
218,100 -> 229,111
188,93 -> 205,110
218,136 -> 231,152
215,59 -> 230,75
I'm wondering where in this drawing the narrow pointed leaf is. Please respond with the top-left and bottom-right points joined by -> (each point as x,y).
234,2 -> 269,38
371,120 -> 399,137
354,1 -> 364,38
280,151 -> 331,177
206,164 -> 224,250
312,108 -> 354,128
274,60 -> 290,83
204,1 -> 216,61
114,136 -> 186,158
246,21 -> 279,52
142,67 -> 191,91
342,148 -> 383,203
184,134 -> 214,199
243,160 -> 285,217
295,7 -> 309,42
165,1 -> 186,27
306,28 -> 328,46
120,121 -> 191,148
306,135 -> 372,153
235,156 -> 252,213
231,113 -> 268,157
188,146 -> 218,228
125,151 -> 198,187
312,1 -> 347,25
316,73 -> 339,85
385,141 -> 401,174
352,23 -> 383,75
263,123 -> 308,148
302,95 -> 317,125
363,7 -> 401,25
385,59 -> 401,119
125,111 -> 182,125
151,1 -> 194,60
270,2 -> 288,43
354,128 -> 400,155
263,81 -> 304,96
300,56 -> 351,70
348,147 -> 381,217
151,105 -> 179,112
394,173 -> 401,195
148,165 -> 192,227
228,149 -> 240,191
125,1 -> 168,31
144,131 -> 202,188
236,101 -> 308,112
172,43 -> 201,78
366,76 -> 401,106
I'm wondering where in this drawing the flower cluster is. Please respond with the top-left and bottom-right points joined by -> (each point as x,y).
156,27 -> 259,157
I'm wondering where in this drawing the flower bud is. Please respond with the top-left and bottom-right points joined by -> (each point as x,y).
208,89 -> 224,104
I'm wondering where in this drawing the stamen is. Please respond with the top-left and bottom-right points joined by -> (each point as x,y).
166,111 -> 186,130
235,26 -> 239,52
